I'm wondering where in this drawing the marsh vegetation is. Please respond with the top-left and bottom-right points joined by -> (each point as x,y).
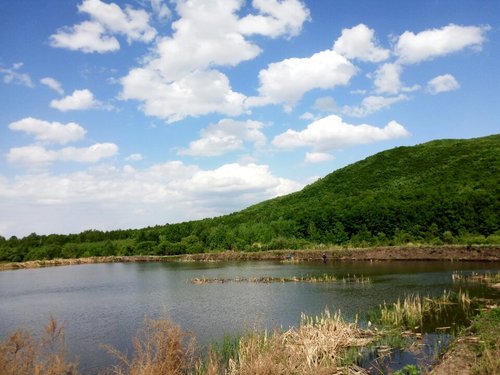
1,296 -> 497,374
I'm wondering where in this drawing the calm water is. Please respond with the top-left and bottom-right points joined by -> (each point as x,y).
1,260 -> 499,372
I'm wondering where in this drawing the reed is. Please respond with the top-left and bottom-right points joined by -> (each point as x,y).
0,318 -> 78,375
378,290 -> 474,331
225,309 -> 374,374
101,317 -> 197,375
191,274 -> 372,285
452,271 -> 500,285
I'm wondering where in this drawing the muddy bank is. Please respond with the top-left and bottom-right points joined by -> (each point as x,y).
1,245 -> 499,271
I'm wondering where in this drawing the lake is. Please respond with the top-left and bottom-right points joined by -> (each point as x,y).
1,260 -> 499,373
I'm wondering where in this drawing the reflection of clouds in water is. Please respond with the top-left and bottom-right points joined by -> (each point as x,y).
0,261 -> 497,372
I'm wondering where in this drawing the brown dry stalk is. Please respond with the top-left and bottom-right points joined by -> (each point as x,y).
0,318 -> 78,375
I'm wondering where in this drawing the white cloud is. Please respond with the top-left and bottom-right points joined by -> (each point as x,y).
7,143 -> 118,166
272,115 -> 409,152
120,68 -> 245,122
0,162 -> 303,236
78,0 -> 156,43
145,0 -> 262,81
50,21 -> 120,53
120,0 -> 311,121
342,95 -> 409,117
314,96 -> 337,112
299,112 -> 315,120
248,49 -> 356,108
373,63 -> 403,94
150,0 -> 170,22
8,117 -> 86,145
179,119 -> 266,157
239,0 -> 310,38
50,0 -> 157,53
396,24 -> 490,64
40,77 -> 64,95
125,153 -> 144,161
304,152 -> 334,164
50,89 -> 100,111
333,24 -> 390,62
0,62 -> 34,87
427,74 -> 460,94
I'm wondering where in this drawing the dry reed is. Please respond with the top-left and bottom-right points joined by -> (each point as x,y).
226,310 -> 373,375
0,318 -> 78,375
101,317 -> 196,375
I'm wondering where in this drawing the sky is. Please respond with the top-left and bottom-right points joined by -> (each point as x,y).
0,0 -> 499,238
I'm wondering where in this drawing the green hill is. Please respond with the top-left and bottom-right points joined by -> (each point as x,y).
1,135 -> 499,261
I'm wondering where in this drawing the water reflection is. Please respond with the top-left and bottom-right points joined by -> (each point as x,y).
0,260 -> 498,372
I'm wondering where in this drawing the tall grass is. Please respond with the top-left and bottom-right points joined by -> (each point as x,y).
101,318 -> 196,375
378,290 -> 473,332
0,318 -> 78,375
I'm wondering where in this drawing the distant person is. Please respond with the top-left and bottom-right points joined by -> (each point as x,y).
322,253 -> 327,263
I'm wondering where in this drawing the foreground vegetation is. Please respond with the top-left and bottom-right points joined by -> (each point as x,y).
1,291 -> 497,374
1,135 -> 499,262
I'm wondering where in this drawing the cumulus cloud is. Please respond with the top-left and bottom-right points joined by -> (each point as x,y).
40,77 -> 64,95
304,152 -> 334,164
179,119 -> 266,157
50,21 -> 120,53
373,63 -> 403,94
248,49 -> 356,108
396,24 -> 490,64
427,74 -> 460,94
120,0 -> 310,121
0,161 -> 302,236
146,2 -> 260,81
342,95 -> 409,117
78,0 -> 156,43
50,89 -> 101,111
0,62 -> 34,87
8,117 -> 86,145
239,0 -> 310,38
150,0 -> 170,22
121,68 -> 245,122
50,0 -> 156,53
7,143 -> 118,166
333,24 -> 390,62
272,115 -> 409,152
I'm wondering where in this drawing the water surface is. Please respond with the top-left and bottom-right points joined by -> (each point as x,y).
0,260 -> 498,372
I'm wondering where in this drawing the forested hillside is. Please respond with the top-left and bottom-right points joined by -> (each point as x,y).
1,135 -> 499,261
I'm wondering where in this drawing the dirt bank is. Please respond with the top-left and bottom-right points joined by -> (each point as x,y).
1,245 -> 499,271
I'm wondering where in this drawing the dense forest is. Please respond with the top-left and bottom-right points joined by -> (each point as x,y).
1,135 -> 499,262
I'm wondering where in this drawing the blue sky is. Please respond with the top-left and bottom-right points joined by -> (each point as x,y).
0,0 -> 498,237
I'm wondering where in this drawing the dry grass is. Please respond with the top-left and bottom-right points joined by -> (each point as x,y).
0,318 -> 79,375
191,274 -> 372,285
99,311 -> 374,375
101,318 -> 197,375
225,310 -> 373,375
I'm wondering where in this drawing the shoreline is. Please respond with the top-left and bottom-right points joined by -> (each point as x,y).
1,245 -> 499,271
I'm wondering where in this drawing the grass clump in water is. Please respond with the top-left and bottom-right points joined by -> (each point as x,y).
378,290 -> 474,333
452,271 -> 500,288
191,273 -> 372,285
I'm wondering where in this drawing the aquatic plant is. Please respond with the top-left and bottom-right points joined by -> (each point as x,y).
378,290 -> 475,332
191,273 -> 373,285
